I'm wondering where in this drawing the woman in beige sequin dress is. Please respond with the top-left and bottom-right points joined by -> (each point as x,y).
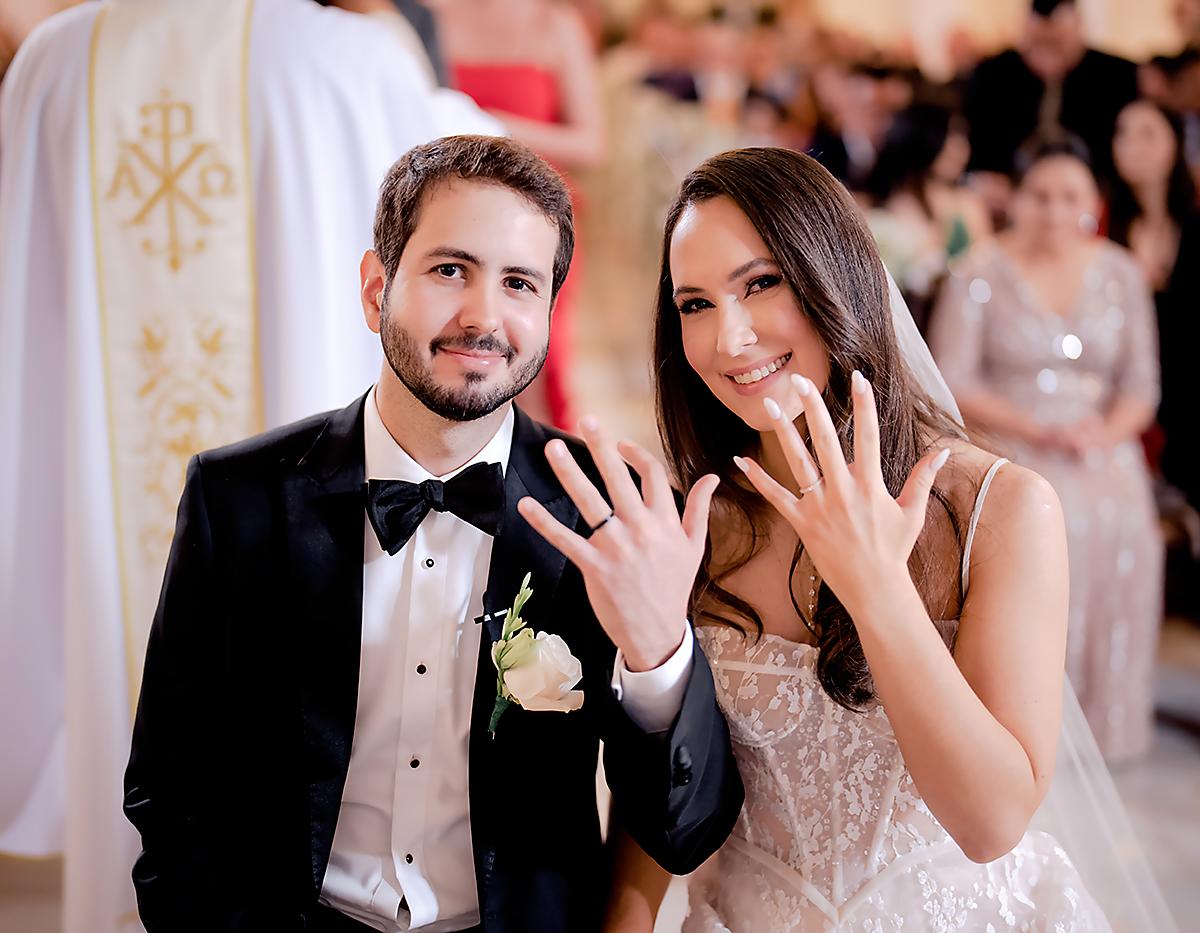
929,138 -> 1163,763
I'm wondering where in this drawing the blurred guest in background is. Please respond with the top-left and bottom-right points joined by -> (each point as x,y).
739,87 -> 791,147
1109,99 -> 1200,513
1142,48 -> 1200,187
938,26 -> 987,108
690,6 -> 750,130
745,5 -> 801,115
930,137 -> 1163,763
437,0 -> 604,428
806,60 -> 913,190
865,101 -> 991,332
964,0 -> 1137,212
626,1 -> 701,103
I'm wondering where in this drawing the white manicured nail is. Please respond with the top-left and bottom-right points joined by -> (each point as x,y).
852,370 -> 867,394
931,448 -> 951,471
763,397 -> 782,420
733,456 -> 749,473
790,374 -> 812,395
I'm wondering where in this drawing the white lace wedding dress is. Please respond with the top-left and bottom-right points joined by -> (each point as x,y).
685,460 -> 1111,932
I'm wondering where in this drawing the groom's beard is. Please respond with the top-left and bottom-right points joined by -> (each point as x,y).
380,310 -> 547,423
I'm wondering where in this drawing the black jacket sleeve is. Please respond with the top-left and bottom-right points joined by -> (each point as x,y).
123,455 -> 228,930
599,636 -> 743,875
582,484 -> 743,875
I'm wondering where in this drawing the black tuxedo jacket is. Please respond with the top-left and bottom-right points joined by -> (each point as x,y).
124,394 -> 743,932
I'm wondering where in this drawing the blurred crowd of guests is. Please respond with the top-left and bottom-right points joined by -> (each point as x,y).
567,0 -> 1198,765
3,0 -> 1198,765
583,0 -> 1200,766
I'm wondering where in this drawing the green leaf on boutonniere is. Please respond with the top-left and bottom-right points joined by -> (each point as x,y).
501,572 -> 533,640
490,573 -> 535,738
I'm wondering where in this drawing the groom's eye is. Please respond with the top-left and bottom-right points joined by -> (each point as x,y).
504,276 -> 535,293
434,264 -> 463,278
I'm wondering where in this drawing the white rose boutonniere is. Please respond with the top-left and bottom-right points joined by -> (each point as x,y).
489,573 -> 584,737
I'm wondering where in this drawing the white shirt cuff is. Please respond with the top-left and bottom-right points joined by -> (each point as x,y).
610,624 -> 694,734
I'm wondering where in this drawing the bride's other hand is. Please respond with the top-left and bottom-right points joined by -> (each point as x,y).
733,371 -> 950,615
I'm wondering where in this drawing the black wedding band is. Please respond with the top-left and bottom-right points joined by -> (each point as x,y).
588,510 -> 615,535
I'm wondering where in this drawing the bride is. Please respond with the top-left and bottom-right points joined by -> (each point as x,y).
605,146 -> 1117,931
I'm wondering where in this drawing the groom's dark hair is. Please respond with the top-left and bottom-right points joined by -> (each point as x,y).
373,135 -> 575,302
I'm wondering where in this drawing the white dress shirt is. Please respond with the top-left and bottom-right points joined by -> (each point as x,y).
319,389 -> 694,932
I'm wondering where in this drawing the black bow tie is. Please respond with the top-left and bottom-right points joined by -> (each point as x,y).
364,461 -> 506,556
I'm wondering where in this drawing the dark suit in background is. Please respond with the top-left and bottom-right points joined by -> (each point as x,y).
965,47 -> 1138,178
1153,215 -> 1200,512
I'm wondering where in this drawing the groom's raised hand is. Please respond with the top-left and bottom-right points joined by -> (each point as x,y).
517,416 -> 719,672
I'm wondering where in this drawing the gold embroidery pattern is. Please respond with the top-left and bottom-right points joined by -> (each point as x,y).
131,312 -> 246,566
89,0 -> 261,722
86,2 -> 260,924
105,90 -> 238,271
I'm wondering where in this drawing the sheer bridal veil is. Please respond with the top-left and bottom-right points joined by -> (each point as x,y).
886,272 -> 1177,932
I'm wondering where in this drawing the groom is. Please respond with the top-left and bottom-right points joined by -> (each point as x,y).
123,135 -> 743,933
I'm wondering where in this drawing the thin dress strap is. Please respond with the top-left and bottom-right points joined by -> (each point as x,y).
961,458 -> 1009,597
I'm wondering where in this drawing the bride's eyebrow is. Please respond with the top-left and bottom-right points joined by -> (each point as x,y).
672,257 -> 777,300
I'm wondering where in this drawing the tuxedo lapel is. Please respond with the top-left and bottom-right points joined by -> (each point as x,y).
468,408 -> 578,893
476,410 -> 577,645
282,392 -> 369,892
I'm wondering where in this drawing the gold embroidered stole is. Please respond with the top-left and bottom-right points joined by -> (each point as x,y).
89,0 -> 262,711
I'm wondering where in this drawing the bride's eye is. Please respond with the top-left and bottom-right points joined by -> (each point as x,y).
677,297 -> 713,315
746,274 -> 781,296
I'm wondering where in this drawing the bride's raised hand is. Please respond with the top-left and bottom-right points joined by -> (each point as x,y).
734,371 -> 951,615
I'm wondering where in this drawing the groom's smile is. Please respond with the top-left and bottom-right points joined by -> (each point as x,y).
430,328 -> 517,378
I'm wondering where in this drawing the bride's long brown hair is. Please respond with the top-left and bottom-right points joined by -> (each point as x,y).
654,148 -> 966,710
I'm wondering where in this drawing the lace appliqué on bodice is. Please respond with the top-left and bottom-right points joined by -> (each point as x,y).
686,625 -> 1110,932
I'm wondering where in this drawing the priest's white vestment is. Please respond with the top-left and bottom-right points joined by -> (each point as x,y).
0,1 -> 500,930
